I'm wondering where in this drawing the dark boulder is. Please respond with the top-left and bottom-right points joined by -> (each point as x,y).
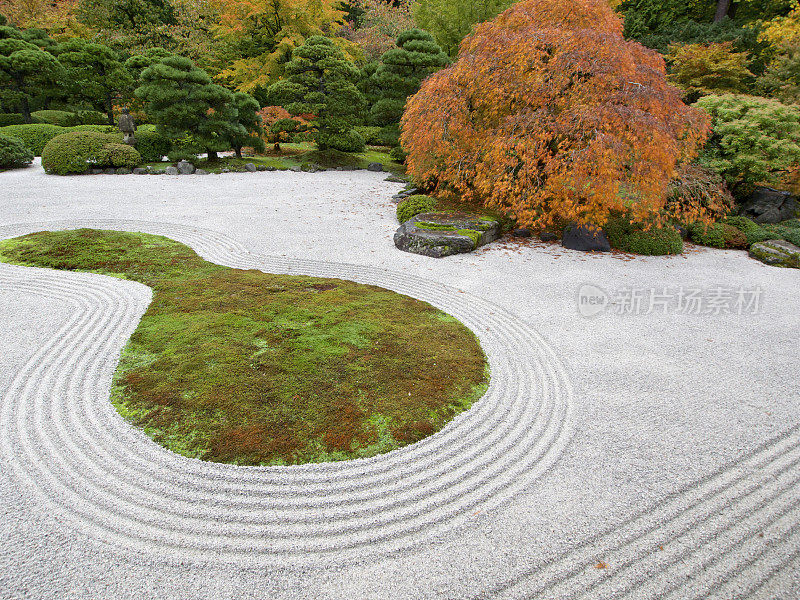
740,187 -> 798,224
562,224 -> 611,252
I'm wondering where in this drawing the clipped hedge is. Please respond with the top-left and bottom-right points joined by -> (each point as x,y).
134,128 -> 171,162
688,222 -> 749,249
98,143 -> 141,168
353,126 -> 382,145
0,124 -> 68,155
397,195 -> 438,223
0,133 -> 34,169
31,110 -> 79,127
0,113 -> 25,127
75,110 -> 108,125
70,124 -> 119,134
42,131 -> 120,175
722,216 -> 773,245
604,216 -> 684,255
324,130 -> 365,153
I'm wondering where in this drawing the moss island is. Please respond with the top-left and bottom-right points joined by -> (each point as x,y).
0,229 -> 489,466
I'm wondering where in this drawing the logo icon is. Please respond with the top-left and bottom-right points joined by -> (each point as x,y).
577,284 -> 608,317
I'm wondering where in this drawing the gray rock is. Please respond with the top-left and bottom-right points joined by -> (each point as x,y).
540,232 -> 558,242
394,212 -> 501,258
244,162 -> 257,172
367,162 -> 384,172
103,167 -> 116,175
132,167 -> 148,175
195,169 -> 209,175
256,165 -> 267,171
265,166 -> 276,171
221,168 -> 230,173
176,160 -> 195,175
513,228 -> 532,238
165,166 -> 179,175
741,187 -> 799,224
562,224 -> 611,252
90,168 -> 103,175
115,167 -> 132,175
749,239 -> 800,268
290,166 -> 302,172
150,169 -> 165,175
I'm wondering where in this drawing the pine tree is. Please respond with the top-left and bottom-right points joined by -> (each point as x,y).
135,56 -> 242,160
370,29 -> 448,127
265,36 -> 365,152
57,38 -> 133,125
0,26 -> 64,122
227,91 -> 265,159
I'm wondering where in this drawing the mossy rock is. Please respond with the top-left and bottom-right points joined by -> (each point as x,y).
394,212 -> 501,258
749,240 -> 800,269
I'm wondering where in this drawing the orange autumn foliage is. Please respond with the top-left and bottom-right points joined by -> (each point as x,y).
400,0 -> 711,229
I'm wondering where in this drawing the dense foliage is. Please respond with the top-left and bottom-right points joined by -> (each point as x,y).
402,0 -> 710,230
265,36 -> 365,152
397,194 -> 438,223
413,0 -> 514,57
41,130 -> 125,174
0,123 -> 67,154
0,131 -> 34,168
369,29 -> 448,127
696,94 -> 800,192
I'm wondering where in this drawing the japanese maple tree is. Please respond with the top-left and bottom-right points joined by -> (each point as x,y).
400,0 -> 711,229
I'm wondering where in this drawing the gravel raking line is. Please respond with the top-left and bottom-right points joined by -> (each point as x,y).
0,220 -> 575,569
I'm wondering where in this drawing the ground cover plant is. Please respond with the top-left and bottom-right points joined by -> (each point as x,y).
0,229 -> 489,466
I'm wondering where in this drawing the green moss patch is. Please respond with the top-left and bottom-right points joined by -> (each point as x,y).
0,229 -> 488,466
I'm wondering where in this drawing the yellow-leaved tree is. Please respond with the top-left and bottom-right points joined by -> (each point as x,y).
212,0 -> 353,93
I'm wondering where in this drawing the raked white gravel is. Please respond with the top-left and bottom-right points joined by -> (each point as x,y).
0,159 -> 798,599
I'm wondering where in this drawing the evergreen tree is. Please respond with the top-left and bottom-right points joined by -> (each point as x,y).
57,38 -> 133,125
370,29 -> 448,127
0,26 -> 64,122
136,56 -> 242,160
125,47 -> 173,83
227,92 -> 265,159
265,36 -> 365,152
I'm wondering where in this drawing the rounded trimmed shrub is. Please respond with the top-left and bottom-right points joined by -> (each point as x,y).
134,129 -> 171,162
70,124 -> 119,134
604,216 -> 684,255
722,216 -> 773,246
389,146 -> 407,163
0,113 -> 24,127
397,195 -> 438,223
98,143 -> 141,168
31,110 -> 79,127
688,222 -> 749,249
41,131 -> 117,175
0,133 -> 34,169
324,130 -> 365,153
75,110 -> 108,125
0,124 -> 68,155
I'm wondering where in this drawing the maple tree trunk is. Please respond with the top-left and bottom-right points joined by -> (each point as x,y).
714,0 -> 732,22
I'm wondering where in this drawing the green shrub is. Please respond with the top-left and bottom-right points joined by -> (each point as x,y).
0,113 -> 24,126
98,143 -> 141,168
688,221 -> 749,249
696,94 -> 800,192
722,216 -> 772,245
167,133 -> 202,162
374,124 -> 400,147
397,194 -> 438,223
41,131 -> 117,175
0,133 -> 34,169
75,110 -> 108,125
0,124 -> 67,155
134,128 -> 171,162
389,146 -> 407,163
604,216 -> 684,255
353,126 -> 383,145
323,130 -> 365,153
31,110 -> 78,127
762,223 -> 800,247
70,124 -> 119,134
